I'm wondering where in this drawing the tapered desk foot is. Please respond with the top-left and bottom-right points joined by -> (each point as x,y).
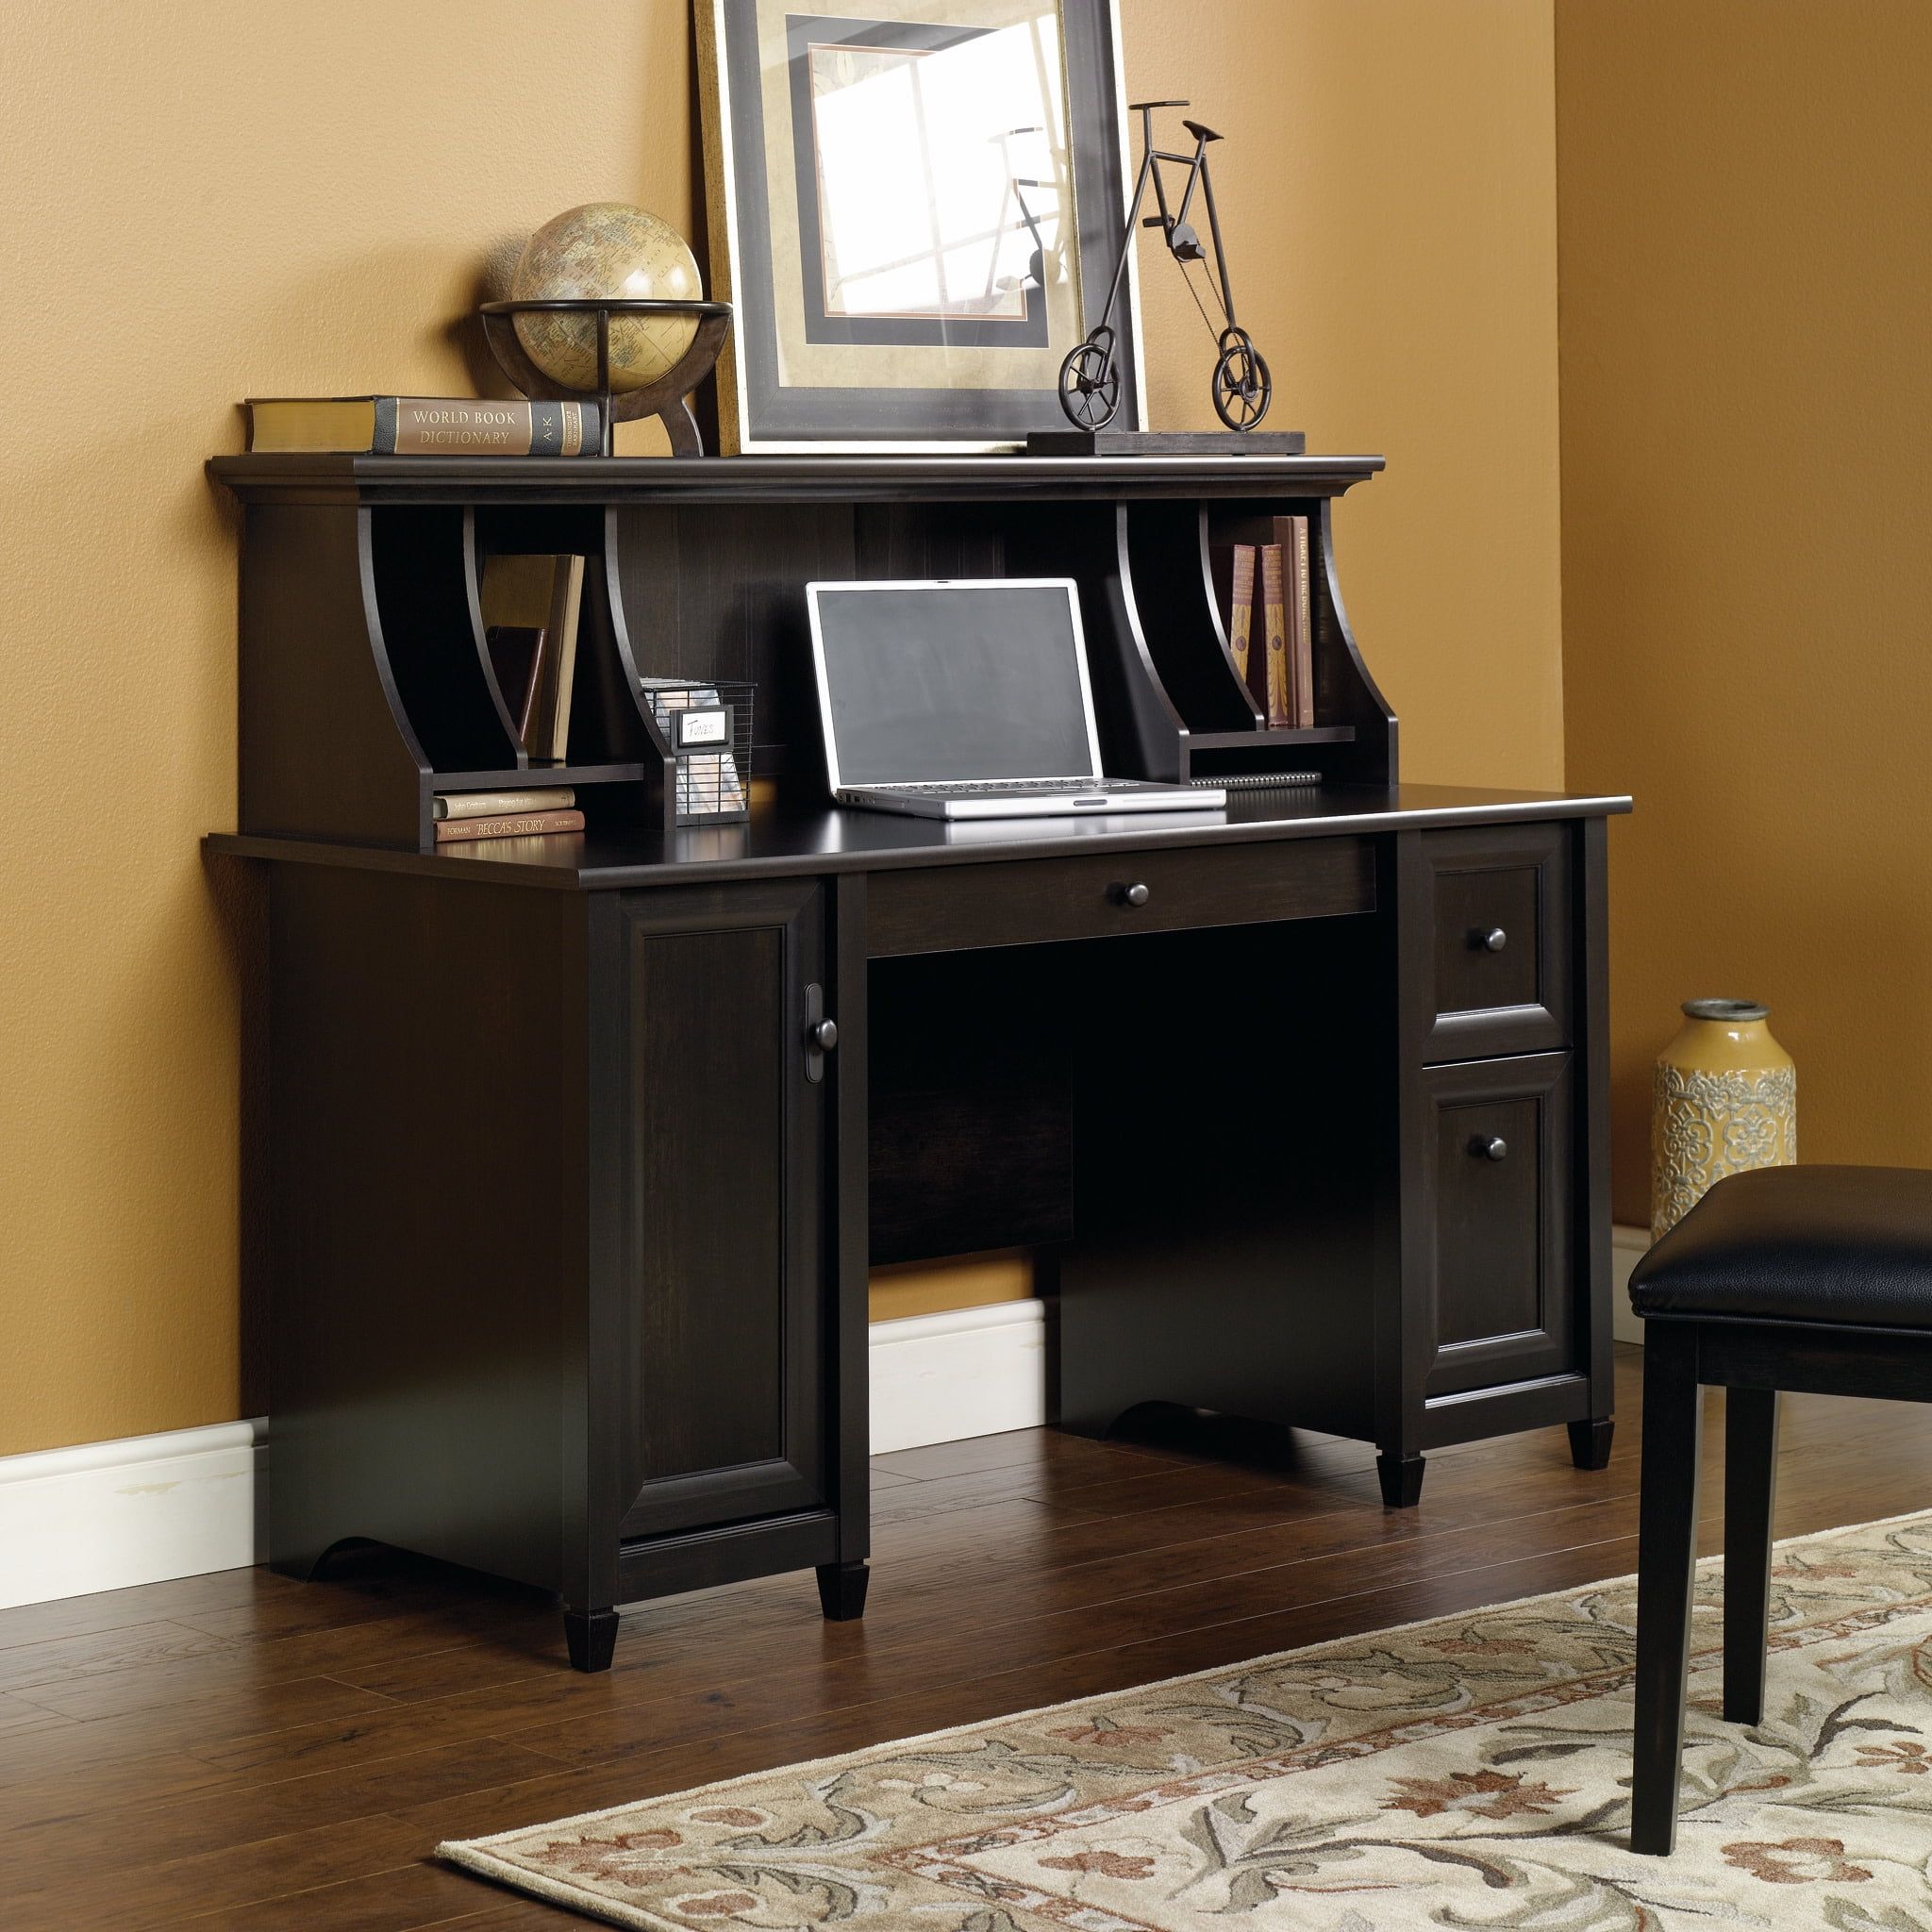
1376,1452 -> 1426,1507
1568,1417 -> 1615,1471
817,1560 -> 870,1621
564,1606 -> 618,1673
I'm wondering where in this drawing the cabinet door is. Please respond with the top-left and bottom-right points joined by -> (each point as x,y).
1421,1052 -> 1574,1398
608,880 -> 830,1542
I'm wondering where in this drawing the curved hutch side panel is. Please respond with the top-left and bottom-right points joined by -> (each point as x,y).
1124,502 -> 1263,732
1312,498 -> 1398,786
239,503 -> 427,849
369,506 -> 523,776
1009,502 -> 1187,783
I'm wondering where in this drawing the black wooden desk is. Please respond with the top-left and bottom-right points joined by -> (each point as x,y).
210,781 -> 1627,1671
207,447 -> 1626,1669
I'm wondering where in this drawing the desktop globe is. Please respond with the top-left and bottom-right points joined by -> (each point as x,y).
509,202 -> 702,393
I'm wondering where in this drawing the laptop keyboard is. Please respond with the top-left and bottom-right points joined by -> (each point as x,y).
884,777 -> 1166,796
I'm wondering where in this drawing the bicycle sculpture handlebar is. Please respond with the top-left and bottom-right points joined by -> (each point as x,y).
1056,99 -> 1272,433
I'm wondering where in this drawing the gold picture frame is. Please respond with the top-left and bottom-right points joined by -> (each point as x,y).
694,0 -> 1146,452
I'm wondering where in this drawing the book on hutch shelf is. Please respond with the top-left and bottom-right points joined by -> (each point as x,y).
432,808 -> 585,844
244,396 -> 604,458
433,789 -> 577,823
477,554 -> 586,761
1208,542 -> 1258,690
1282,515 -> 1315,728
1257,543 -> 1291,727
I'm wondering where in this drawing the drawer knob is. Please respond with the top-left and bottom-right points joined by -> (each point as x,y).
808,1018 -> 840,1053
1116,882 -> 1152,908
1474,925 -> 1508,953
1472,1133 -> 1508,1162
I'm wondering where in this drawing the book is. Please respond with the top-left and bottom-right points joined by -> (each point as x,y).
1267,516 -> 1318,728
1208,542 -> 1258,693
244,396 -> 603,457
483,625 -> 548,742
478,553 -> 586,760
432,808 -> 585,844
433,788 -> 577,823
1258,543 -> 1291,727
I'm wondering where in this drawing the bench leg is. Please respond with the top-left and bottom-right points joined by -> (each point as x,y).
1630,1324 -> 1704,1855
1724,1387 -> 1779,1725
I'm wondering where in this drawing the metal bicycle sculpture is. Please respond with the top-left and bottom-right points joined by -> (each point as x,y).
1057,100 -> 1272,433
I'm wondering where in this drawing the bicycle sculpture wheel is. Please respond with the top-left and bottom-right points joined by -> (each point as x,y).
1058,327 -> 1121,430
1055,100 -> 1273,433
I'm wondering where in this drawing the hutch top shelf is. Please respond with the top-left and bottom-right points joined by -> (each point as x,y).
209,450 -> 1387,506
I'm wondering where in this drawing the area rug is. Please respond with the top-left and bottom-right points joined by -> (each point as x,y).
441,1511 -> 1932,1930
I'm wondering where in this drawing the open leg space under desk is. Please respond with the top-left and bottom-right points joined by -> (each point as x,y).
867,913 -> 1391,1448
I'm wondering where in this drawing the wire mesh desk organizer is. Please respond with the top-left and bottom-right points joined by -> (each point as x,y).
641,680 -> 752,825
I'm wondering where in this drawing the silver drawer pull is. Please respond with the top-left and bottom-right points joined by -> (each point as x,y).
1471,1134 -> 1508,1162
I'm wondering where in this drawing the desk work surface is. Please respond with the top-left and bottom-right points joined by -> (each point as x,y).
208,781 -> 1631,891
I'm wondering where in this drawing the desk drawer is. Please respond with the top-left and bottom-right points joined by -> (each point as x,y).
1415,824 -> 1572,1062
867,836 -> 1374,958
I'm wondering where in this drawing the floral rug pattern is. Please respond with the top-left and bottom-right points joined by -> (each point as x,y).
442,1513 -> 1932,1929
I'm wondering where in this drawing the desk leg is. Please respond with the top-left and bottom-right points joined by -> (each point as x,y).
563,1606 -> 618,1673
1376,1452 -> 1426,1507
817,1560 -> 871,1621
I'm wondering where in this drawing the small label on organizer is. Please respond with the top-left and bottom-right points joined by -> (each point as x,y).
676,709 -> 729,747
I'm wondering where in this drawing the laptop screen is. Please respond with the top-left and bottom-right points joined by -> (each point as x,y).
811,581 -> 1100,787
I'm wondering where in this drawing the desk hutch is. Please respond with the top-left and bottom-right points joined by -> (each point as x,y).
208,450 -> 1629,1671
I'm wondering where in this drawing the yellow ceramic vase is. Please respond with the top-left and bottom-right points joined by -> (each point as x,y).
1651,998 -> 1796,1241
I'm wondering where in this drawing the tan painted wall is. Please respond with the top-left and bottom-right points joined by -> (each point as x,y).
0,0 -> 1562,1457
1557,0 -> 1932,1224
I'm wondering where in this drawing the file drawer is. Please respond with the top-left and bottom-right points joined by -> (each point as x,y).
1421,1050 -> 1575,1398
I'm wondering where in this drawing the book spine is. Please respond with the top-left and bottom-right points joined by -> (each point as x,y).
1290,516 -> 1315,728
433,788 -> 577,822
1259,544 -> 1291,728
375,398 -> 602,458
1228,543 -> 1257,688
432,808 -> 586,843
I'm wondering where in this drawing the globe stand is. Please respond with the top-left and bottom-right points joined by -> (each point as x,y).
479,298 -> 732,457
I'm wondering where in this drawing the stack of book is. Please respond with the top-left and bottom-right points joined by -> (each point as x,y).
1210,517 -> 1317,729
432,789 -> 584,844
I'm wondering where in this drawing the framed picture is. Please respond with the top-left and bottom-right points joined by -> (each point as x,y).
694,0 -> 1145,452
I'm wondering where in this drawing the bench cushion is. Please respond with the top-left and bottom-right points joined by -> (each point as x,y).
1630,1165 -> 1932,1328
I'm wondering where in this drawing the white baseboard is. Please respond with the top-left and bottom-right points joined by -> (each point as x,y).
0,1305 -> 1050,1609
1611,1224 -> 1649,1344
869,1297 -> 1048,1454
0,1249 -> 1646,1612
0,1418 -> 268,1612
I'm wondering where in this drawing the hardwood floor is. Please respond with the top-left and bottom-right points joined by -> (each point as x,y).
5,1343 -> 1932,1928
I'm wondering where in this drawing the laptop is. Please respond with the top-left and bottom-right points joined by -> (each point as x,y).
807,578 -> 1224,820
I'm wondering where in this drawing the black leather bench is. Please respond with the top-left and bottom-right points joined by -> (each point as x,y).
1626,1164 -> 1932,1852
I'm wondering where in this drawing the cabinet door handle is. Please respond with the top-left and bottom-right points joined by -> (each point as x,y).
1473,925 -> 1507,953
1471,1133 -> 1508,1162
804,984 -> 835,1083
1114,882 -> 1151,908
